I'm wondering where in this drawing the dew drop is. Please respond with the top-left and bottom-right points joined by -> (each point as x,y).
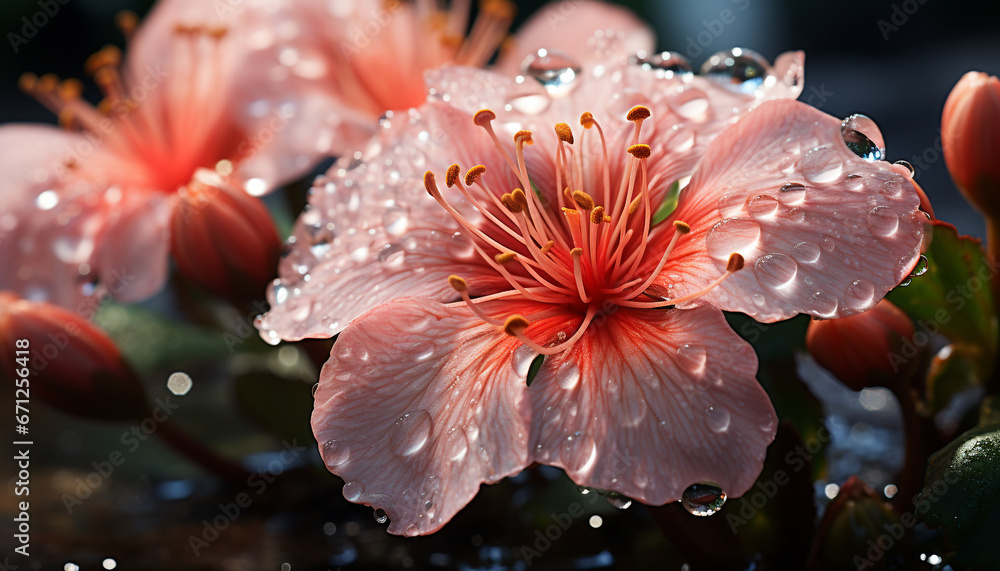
706,218 -> 761,259
606,492 -> 632,509
506,93 -> 550,114
866,206 -> 899,237
909,255 -> 929,277
667,87 -> 710,120
682,483 -> 727,516
444,427 -> 469,461
809,291 -> 839,317
343,481 -> 364,502
754,253 -> 798,289
676,344 -> 707,375
558,363 -> 581,390
799,146 -> 843,184
561,431 -> 597,472
631,51 -> 693,79
374,508 -> 388,524
747,195 -> 779,218
522,49 -> 581,95
894,160 -> 915,177
846,279 -> 875,310
844,173 -> 865,191
377,243 -> 406,267
389,410 -> 433,457
717,192 -> 746,217
382,209 -> 409,236
840,114 -> 885,161
322,439 -> 350,468
705,406 -> 731,433
787,207 -> 806,223
700,47 -> 770,94
777,182 -> 806,204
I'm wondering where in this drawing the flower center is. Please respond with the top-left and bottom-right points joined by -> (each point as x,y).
19,16 -> 237,193
425,106 -> 744,355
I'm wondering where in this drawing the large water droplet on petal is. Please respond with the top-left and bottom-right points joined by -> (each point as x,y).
791,241 -> 821,264
606,492 -> 632,510
522,49 -> 581,96
705,406 -> 731,433
809,291 -> 840,317
747,195 -> 779,218
846,279 -> 875,310
676,344 -> 707,375
389,410 -> 433,457
866,206 -> 899,237
667,87 -> 710,121
343,481 -> 364,502
777,182 -> 806,205
841,114 -> 885,161
322,439 -> 350,468
558,363 -> 581,390
373,508 -> 388,524
377,243 -> 406,267
700,48 -> 770,94
561,431 -> 597,472
755,253 -> 798,289
444,427 -> 469,462
706,218 -> 761,260
631,51 -> 693,79
799,146 -> 843,184
682,483 -> 727,516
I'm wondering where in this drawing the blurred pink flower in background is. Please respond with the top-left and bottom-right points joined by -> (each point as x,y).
259,48 -> 928,535
0,2 -> 318,309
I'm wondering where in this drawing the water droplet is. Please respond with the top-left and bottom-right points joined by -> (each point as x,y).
667,87 -> 710,120
894,160 -> 915,177
343,481 -> 364,502
809,291 -> 839,317
389,410 -> 433,457
705,406 -> 731,433
377,243 -> 406,266
382,209 -> 409,236
323,439 -> 350,468
676,344 -> 707,375
631,51 -> 693,78
909,255 -> 928,277
867,206 -> 899,237
374,508 -> 388,524
777,182 -> 806,204
349,245 -> 369,262
791,241 -> 821,264
682,483 -> 727,516
606,492 -> 632,509
561,431 -> 597,472
841,114 -> 885,161
623,393 -> 648,426
444,427 -> 469,461
506,93 -> 550,114
755,253 -> 798,289
700,47 -> 770,94
844,173 -> 865,191
706,218 -> 761,259
522,49 -> 580,95
558,363 -> 580,390
799,146 -> 843,184
747,195 -> 779,218
846,279 -> 875,310
787,207 -> 806,223
717,192 -> 746,217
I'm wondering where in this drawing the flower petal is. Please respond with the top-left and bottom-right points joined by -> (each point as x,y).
661,98 -> 927,321
312,297 -> 532,536
495,0 -> 655,74
529,305 -> 776,503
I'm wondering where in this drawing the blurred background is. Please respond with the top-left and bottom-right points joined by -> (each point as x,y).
1,0 -> 999,569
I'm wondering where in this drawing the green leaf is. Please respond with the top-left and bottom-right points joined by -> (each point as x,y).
651,180 -> 681,225
526,354 -> 544,386
887,223 -> 998,412
919,424 -> 1000,570
234,372 -> 316,444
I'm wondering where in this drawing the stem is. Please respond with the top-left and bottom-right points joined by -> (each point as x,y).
156,417 -> 250,485
987,218 -> 1000,318
889,379 -> 927,511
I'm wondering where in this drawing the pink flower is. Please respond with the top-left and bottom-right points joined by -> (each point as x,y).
227,0 -> 655,156
0,3 -> 317,308
259,52 -> 927,536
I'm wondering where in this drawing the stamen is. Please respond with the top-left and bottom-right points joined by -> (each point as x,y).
570,248 -> 591,303
450,275 -> 504,326
554,123 -> 574,144
572,190 -> 594,211
465,165 -> 487,186
501,193 -> 522,213
495,252 -> 516,264
619,221 -> 690,299
115,10 -> 139,41
621,252 -> 745,308
503,314 -> 531,336
446,163 -> 461,187
627,144 -> 651,159
507,305 -> 598,355
626,105 -> 651,122
590,206 -> 605,224
540,240 -> 555,256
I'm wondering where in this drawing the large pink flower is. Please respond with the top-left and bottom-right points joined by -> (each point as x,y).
225,0 -> 655,156
0,2 -> 317,308
259,51 -> 926,536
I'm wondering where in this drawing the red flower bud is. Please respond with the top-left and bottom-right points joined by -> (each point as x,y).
806,299 -> 915,391
0,291 -> 148,421
942,71 -> 1000,217
170,170 -> 282,305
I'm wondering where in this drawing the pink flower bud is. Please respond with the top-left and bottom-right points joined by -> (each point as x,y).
942,71 -> 1000,217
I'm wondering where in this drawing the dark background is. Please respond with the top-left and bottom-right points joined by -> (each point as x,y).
2,0 -> 999,236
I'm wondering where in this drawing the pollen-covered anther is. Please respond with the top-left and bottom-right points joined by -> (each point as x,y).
510,188 -> 529,211
514,130 -> 533,146
423,170 -> 440,197
503,315 -> 531,336
494,252 -> 517,264
570,247 -> 584,257
208,26 -> 228,40
554,123 -> 574,144
465,165 -> 487,187
571,190 -> 594,210
115,10 -> 139,39
673,220 -> 691,234
540,240 -> 555,255
445,164 -> 461,188
590,206 -> 605,224
501,193 -> 522,213
473,109 -> 496,127
84,46 -> 123,75
448,275 -> 468,292
579,111 -> 595,128
626,105 -> 651,122
481,0 -> 516,19
17,73 -> 38,93
627,194 -> 643,215
727,253 -> 746,272
627,144 -> 651,159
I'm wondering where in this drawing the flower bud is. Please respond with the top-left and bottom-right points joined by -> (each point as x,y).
808,476 -> 909,571
0,291 -> 148,421
170,169 -> 282,305
806,299 -> 915,391
942,71 -> 1000,218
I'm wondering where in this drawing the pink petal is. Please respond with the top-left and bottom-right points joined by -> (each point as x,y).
495,0 -> 655,74
312,297 -> 533,536
93,191 -> 172,304
529,305 -> 776,503
661,98 -> 927,321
